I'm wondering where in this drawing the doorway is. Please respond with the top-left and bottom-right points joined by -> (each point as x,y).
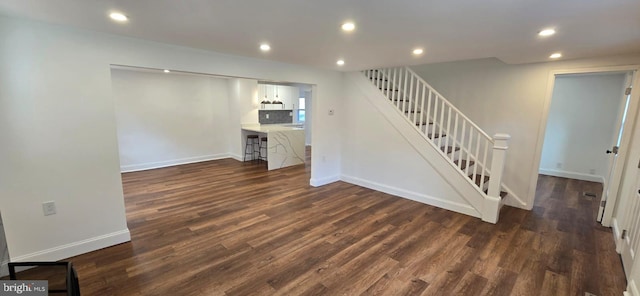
109,66 -> 315,174
539,72 -> 629,182
537,69 -> 636,225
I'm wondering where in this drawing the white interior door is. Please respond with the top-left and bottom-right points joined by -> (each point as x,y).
620,163 -> 640,276
599,71 -> 636,222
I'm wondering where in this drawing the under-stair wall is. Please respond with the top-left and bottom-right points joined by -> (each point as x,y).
341,72 -> 482,218
341,67 -> 527,223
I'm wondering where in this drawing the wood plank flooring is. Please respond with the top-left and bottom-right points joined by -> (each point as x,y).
57,157 -> 625,295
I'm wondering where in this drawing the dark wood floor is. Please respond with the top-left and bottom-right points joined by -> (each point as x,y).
58,156 -> 625,295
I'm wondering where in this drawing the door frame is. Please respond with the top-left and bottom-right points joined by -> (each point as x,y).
529,64 -> 640,227
599,71 -> 637,222
619,165 -> 640,276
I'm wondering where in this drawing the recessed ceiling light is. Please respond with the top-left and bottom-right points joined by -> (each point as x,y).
341,22 -> 355,32
336,59 -> 345,66
109,12 -> 128,22
549,52 -> 562,59
412,48 -> 424,55
260,44 -> 271,51
163,69 -> 170,73
538,28 -> 556,37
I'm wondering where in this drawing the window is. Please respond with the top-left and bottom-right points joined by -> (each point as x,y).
297,97 -> 305,122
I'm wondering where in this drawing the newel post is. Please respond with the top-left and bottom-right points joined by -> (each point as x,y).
483,133 -> 511,224
487,133 -> 511,198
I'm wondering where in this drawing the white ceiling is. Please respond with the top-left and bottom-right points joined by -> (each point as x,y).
1,0 -> 639,71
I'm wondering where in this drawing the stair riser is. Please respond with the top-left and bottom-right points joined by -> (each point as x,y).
470,175 -> 490,191
454,155 -> 485,172
422,125 -> 443,135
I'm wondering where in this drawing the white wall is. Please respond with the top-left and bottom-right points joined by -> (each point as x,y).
228,78 -> 259,159
0,18 -> 130,261
0,16 -> 343,262
540,73 -> 626,182
304,91 -> 312,145
112,69 -> 231,172
411,55 -> 640,208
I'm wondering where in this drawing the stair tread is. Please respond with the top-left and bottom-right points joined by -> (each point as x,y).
453,159 -> 474,169
468,174 -> 490,186
379,88 -> 399,91
442,146 -> 461,154
405,110 -> 422,113
428,133 -> 446,139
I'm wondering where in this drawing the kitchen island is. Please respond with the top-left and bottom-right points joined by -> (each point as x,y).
241,124 -> 305,170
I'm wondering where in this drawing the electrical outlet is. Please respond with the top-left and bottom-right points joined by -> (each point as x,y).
42,201 -> 56,216
266,114 -> 269,119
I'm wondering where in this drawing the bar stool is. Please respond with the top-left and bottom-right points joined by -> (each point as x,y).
259,137 -> 268,161
244,134 -> 259,161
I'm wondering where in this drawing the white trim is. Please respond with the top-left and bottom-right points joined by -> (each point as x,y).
120,154 -> 230,172
310,175 -> 340,187
528,70 -> 559,207
500,184 -> 527,209
530,64 -> 640,219
341,174 -> 481,218
612,217 -> 623,253
229,153 -> 243,162
538,169 -> 605,183
627,279 -> 639,296
10,229 -> 130,263
603,70 -> 640,226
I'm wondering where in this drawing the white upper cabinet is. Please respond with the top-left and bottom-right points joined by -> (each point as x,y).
258,84 -> 300,110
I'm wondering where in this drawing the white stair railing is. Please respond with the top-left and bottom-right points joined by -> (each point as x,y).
363,67 -> 510,203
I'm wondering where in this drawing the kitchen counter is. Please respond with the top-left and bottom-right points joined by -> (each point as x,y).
241,124 -> 304,133
241,124 -> 305,170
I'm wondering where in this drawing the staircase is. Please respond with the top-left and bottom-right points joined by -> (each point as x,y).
361,67 -> 510,223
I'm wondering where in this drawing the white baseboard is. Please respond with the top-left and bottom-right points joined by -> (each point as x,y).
229,153 -> 243,162
121,154 -> 229,173
539,169 -> 605,183
612,217 -> 623,253
500,184 -> 528,209
10,229 -> 131,263
310,175 -> 340,187
340,174 -> 481,218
